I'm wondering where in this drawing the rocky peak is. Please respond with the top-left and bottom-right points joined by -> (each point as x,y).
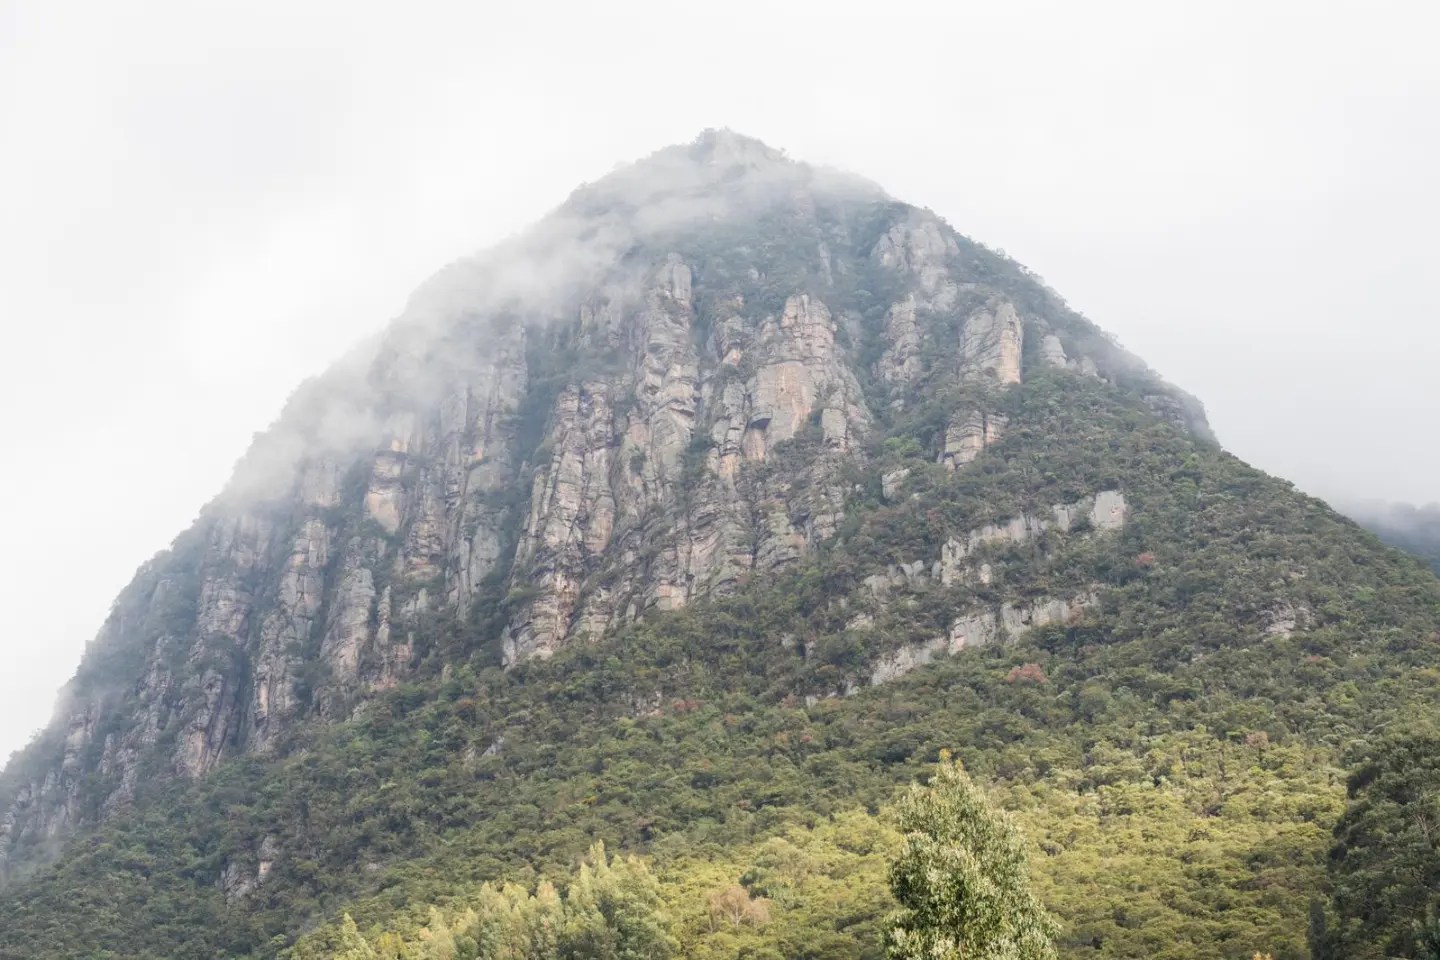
688,127 -> 789,168
0,131 -> 1212,881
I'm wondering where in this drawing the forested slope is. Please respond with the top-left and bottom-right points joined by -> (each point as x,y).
4,372 -> 1438,959
3,131 -> 1438,960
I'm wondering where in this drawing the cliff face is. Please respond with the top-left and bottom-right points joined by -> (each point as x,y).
0,130 -> 1210,879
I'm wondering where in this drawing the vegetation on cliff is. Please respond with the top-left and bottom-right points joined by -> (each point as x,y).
3,367 -> 1437,959
3,134 -> 1438,960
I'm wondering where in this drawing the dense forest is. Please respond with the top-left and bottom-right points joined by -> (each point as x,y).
297,757 -> 1060,960
4,372 -> 1439,959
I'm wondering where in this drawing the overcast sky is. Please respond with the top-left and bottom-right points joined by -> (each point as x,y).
2,0 -> 1437,764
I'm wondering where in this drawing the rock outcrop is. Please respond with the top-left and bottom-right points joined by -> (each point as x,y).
876,295 -> 925,387
501,273 -> 873,664
872,216 -> 961,312
1038,332 -> 1069,368
863,491 -> 1128,596
960,298 -> 1024,384
867,591 -> 1099,686
939,409 -> 1007,469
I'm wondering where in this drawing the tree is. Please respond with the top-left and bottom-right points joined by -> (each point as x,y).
885,756 -> 1057,960
706,884 -> 771,930
560,841 -> 677,960
464,880 -> 564,960
417,906 -> 458,960
1328,726 -> 1440,958
1306,899 -> 1331,960
333,914 -> 378,960
1415,908 -> 1440,960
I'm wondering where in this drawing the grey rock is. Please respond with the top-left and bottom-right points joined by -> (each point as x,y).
864,592 -> 1097,688
881,467 -> 911,501
1038,333 -> 1068,367
939,409 -> 1007,469
960,298 -> 1024,385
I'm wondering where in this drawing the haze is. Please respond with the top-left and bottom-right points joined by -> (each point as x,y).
2,0 -> 1437,764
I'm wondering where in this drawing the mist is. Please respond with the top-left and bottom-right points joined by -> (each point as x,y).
222,131 -> 880,504
2,0 -> 1438,764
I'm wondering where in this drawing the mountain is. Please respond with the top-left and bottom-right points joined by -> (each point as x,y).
1342,500 -> 1440,574
2,130 -> 1438,960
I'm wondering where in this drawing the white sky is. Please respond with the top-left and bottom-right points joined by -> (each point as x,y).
2,0 -> 1438,764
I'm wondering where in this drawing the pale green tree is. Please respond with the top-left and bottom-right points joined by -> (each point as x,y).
333,913 -> 378,960
561,841 -> 678,960
463,879 -> 564,960
417,905 -> 458,960
885,757 -> 1058,960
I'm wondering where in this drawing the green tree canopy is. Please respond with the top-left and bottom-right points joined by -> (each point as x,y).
1328,726 -> 1440,958
886,756 -> 1057,960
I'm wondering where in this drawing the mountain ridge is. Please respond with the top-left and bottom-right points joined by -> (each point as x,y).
2,131 -> 1432,960
0,131 -> 1215,878
1341,499 -> 1440,574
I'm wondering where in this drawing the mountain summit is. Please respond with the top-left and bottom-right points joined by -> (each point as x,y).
2,132 -> 1435,960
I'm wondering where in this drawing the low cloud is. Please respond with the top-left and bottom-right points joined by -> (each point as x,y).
217,130 -> 886,505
